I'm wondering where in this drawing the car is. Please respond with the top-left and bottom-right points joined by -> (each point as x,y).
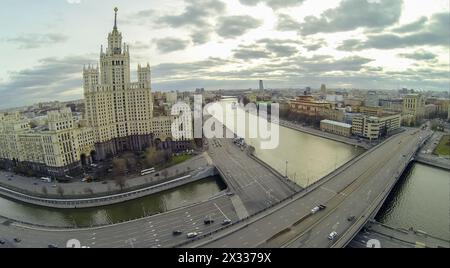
51,184 -> 57,188
328,231 -> 338,240
187,232 -> 198,239
311,206 -> 320,214
204,216 -> 214,225
102,181 -> 108,185
347,216 -> 356,222
172,230 -> 183,236
318,204 -> 327,210
0,239 -> 5,245
222,219 -> 232,226
226,192 -> 235,197
13,238 -> 21,243
48,244 -> 58,248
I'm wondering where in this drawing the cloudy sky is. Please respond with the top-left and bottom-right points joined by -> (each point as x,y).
0,0 -> 449,109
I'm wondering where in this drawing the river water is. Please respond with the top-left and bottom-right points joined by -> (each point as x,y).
376,163 -> 450,240
0,176 -> 225,227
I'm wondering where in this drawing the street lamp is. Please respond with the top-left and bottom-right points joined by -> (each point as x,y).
285,160 -> 288,178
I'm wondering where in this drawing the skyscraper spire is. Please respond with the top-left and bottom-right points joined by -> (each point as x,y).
114,7 -> 118,30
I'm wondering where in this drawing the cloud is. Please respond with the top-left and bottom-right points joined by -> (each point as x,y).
190,30 -> 212,45
233,45 -> 272,60
239,0 -> 306,10
299,0 -> 403,35
157,0 -> 225,28
276,14 -> 301,31
258,38 -> 299,57
0,55 -> 96,109
398,49 -> 438,61
338,12 -> 450,50
155,37 -> 190,53
216,15 -> 262,38
4,33 -> 69,49
391,16 -> 428,33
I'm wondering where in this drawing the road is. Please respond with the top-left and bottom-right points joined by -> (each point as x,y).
207,122 -> 297,216
0,195 -> 239,248
348,221 -> 450,248
188,128 -> 430,248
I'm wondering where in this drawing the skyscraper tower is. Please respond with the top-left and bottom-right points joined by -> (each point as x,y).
320,84 -> 327,94
259,80 -> 264,91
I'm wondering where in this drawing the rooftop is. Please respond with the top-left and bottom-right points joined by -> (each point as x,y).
321,119 -> 352,129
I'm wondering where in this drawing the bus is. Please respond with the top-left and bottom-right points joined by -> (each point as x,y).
141,168 -> 156,176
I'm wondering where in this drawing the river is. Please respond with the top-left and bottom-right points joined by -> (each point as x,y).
0,176 -> 226,228
376,163 -> 450,240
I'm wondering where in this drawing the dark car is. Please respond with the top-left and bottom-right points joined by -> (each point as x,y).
204,216 -> 214,225
48,244 -> 58,248
172,230 -> 183,236
347,216 -> 356,222
318,204 -> 327,210
0,240 -> 5,245
13,238 -> 21,243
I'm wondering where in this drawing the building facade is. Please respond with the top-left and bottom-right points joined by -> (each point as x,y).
289,95 -> 333,118
0,9 -> 193,177
320,120 -> 352,137
352,113 -> 401,140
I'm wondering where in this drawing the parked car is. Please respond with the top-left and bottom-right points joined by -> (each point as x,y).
48,244 -> 58,248
13,238 -> 21,243
347,216 -> 356,222
0,239 -> 5,245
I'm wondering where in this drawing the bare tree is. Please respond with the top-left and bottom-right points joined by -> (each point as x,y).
41,186 -> 48,196
113,158 -> 128,191
161,169 -> 169,180
57,186 -> 64,197
84,188 -> 94,195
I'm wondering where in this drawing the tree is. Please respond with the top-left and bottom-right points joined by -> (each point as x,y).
84,188 -> 94,195
57,186 -> 64,197
112,158 -> 128,190
161,169 -> 169,180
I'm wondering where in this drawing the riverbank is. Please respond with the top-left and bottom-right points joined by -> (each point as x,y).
0,154 -> 219,208
276,119 -> 372,149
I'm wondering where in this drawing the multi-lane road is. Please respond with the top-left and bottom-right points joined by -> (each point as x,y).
0,195 -> 240,248
187,128 -> 430,248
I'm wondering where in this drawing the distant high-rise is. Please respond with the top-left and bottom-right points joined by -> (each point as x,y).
259,80 -> 264,91
320,84 -> 327,94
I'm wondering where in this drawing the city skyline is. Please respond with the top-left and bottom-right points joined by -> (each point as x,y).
0,0 -> 449,109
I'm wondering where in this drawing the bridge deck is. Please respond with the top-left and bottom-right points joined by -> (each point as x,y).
348,221 -> 450,248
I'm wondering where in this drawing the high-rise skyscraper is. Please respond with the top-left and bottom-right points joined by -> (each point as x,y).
259,80 -> 264,91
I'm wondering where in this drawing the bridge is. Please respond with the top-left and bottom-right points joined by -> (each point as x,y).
182,128 -> 432,248
349,221 -> 450,248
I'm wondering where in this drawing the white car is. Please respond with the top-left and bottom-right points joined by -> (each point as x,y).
187,232 -> 198,239
328,231 -> 338,240
311,206 -> 320,214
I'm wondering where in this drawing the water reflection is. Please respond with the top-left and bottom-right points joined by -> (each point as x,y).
0,176 -> 226,227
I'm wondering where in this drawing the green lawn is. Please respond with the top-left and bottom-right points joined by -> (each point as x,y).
434,135 -> 450,156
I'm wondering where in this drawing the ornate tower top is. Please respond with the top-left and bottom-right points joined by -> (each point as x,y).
114,7 -> 118,30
